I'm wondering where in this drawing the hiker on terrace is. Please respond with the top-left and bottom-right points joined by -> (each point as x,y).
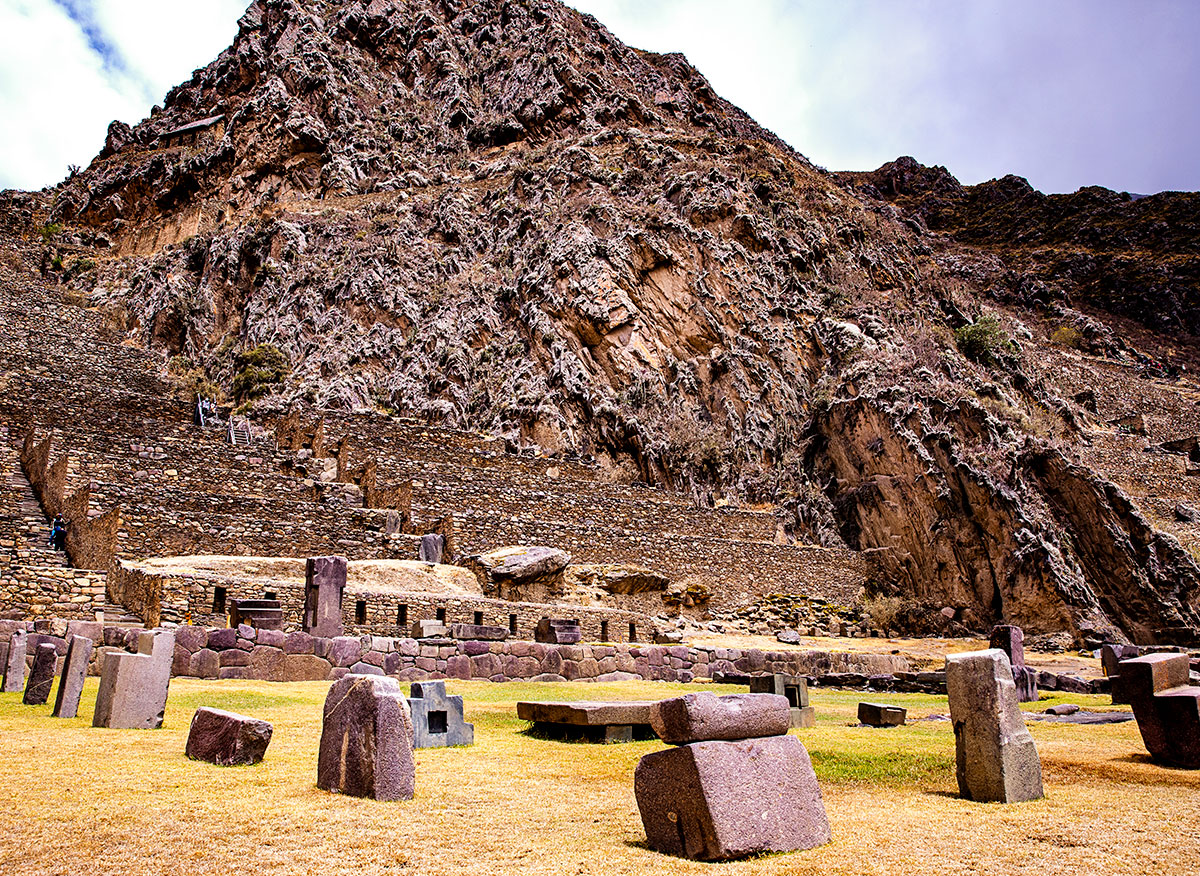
48,515 -> 67,551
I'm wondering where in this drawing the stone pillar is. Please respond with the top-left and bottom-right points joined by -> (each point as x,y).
317,674 -> 415,801
22,643 -> 58,705
989,624 -> 1038,703
93,628 -> 176,729
53,634 -> 95,719
2,630 -> 28,693
945,649 -> 1043,803
304,556 -> 348,638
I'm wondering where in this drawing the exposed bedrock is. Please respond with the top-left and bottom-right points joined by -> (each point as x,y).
812,396 -> 1200,644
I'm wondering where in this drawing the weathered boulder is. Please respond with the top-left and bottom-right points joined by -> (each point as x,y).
945,649 -> 1043,803
186,707 -> 274,766
634,735 -> 830,860
317,675 -> 415,801
651,693 -> 791,745
471,546 -> 570,601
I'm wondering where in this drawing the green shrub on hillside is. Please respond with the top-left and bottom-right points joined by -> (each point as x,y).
954,314 -> 1014,366
232,344 -> 289,402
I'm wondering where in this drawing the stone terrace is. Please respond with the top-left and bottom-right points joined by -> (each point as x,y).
0,276 -> 866,631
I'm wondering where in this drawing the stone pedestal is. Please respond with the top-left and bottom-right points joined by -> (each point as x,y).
408,680 -> 474,748
946,649 -> 1043,803
53,634 -> 94,719
23,643 -> 58,705
93,629 -> 176,729
304,556 -> 348,638
186,707 -> 273,765
2,630 -> 27,693
318,674 -> 415,801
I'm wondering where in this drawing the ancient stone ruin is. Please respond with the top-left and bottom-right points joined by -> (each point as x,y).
635,692 -> 830,860
408,680 -> 474,748
317,674 -> 416,801
989,625 -> 1039,703
749,673 -> 815,728
518,700 -> 658,744
2,628 -> 27,693
945,650 -> 1043,803
21,642 -> 57,706
858,702 -> 906,727
52,634 -> 94,719
92,628 -> 175,730
1119,653 -> 1200,768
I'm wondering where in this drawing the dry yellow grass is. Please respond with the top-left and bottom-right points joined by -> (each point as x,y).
1,680 -> 1197,875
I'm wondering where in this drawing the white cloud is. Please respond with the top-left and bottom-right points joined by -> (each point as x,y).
0,0 -> 246,190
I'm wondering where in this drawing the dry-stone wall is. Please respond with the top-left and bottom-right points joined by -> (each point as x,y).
0,566 -> 105,620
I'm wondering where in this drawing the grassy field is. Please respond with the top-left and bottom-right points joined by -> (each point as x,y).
1,679 -> 1197,875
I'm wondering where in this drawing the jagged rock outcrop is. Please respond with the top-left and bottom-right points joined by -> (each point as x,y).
3,0 -> 1198,644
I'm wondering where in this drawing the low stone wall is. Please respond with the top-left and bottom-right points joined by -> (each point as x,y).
0,566 -> 105,620
160,624 -> 910,683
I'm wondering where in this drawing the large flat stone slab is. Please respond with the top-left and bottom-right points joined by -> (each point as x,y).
517,700 -> 657,743
858,702 -> 906,727
946,649 -> 1043,803
634,735 -> 830,861
651,693 -> 791,744
1120,653 -> 1200,768
186,707 -> 273,766
317,674 -> 415,800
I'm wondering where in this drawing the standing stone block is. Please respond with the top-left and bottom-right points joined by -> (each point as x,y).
858,702 -> 906,727
750,673 -> 815,728
635,735 -> 830,861
93,629 -> 176,730
23,643 -> 58,705
1120,653 -> 1200,768
186,707 -> 274,766
53,634 -> 94,718
989,624 -> 1038,703
418,533 -> 444,564
317,674 -> 415,801
2,630 -> 27,693
945,649 -> 1043,803
651,693 -> 791,745
408,680 -> 474,748
304,556 -> 347,638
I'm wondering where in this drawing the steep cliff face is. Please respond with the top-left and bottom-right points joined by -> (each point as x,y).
7,0 -> 1200,643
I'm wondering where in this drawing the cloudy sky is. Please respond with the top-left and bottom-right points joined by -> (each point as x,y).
2,0 -> 1198,194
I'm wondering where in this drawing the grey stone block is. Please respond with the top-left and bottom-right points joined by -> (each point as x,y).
93,629 -> 175,730
517,700 -> 657,743
304,556 -> 347,638
408,680 -> 474,748
186,707 -> 273,766
858,702 -> 906,726
749,673 -> 813,728
535,618 -> 582,645
651,693 -> 792,744
418,533 -> 444,564
946,649 -> 1043,803
449,623 -> 508,642
317,675 -> 415,801
2,630 -> 27,693
23,643 -> 58,705
635,735 -> 830,860
412,620 -> 449,639
53,635 -> 94,719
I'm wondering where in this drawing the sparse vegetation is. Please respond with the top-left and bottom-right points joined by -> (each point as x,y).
954,314 -> 1014,366
861,594 -> 905,632
1050,325 -> 1084,349
231,344 -> 289,402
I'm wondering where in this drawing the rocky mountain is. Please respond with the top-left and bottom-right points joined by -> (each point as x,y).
3,0 -> 1198,645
